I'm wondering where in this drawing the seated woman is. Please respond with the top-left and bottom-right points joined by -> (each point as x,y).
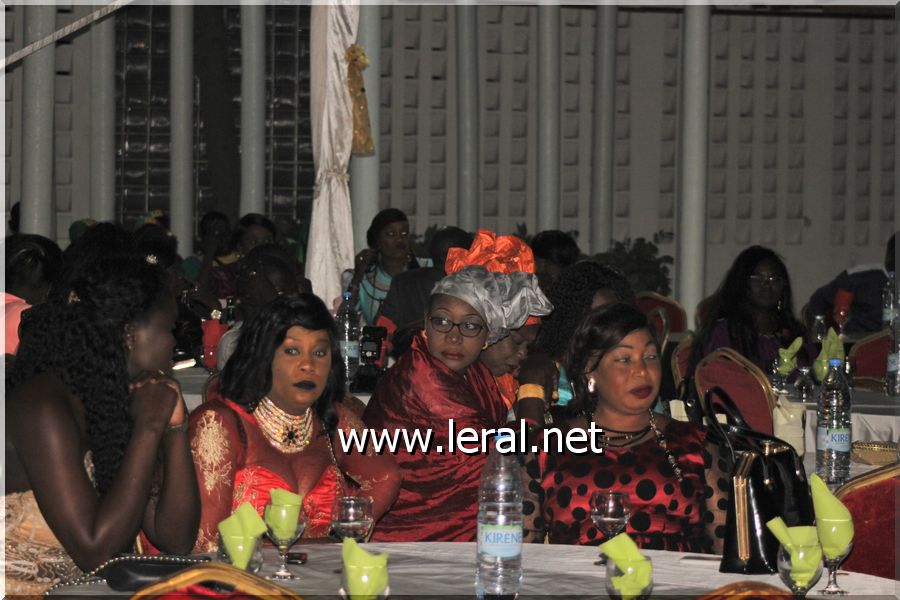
691,246 -> 814,374
188,294 -> 401,551
518,260 -> 637,422
363,265 -> 549,541
345,208 -> 429,325
522,304 -> 727,553
5,255 -> 199,594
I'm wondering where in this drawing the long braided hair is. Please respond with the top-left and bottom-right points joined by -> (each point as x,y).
7,255 -> 169,495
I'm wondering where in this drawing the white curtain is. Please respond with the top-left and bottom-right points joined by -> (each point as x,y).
307,3 -> 359,306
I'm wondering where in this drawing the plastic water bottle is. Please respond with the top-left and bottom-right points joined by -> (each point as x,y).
887,316 -> 900,397
475,434 -> 523,599
815,358 -> 852,487
883,271 -> 896,326
335,290 -> 360,389
793,366 -> 815,403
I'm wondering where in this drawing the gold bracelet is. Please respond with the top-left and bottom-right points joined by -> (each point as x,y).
517,384 -> 546,402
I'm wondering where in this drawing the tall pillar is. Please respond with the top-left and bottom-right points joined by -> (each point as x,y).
170,6 -> 194,257
536,5 -> 560,232
677,6 -> 710,328
349,5 -> 381,251
590,5 -> 616,253
21,5 -> 56,237
240,5 -> 266,216
90,12 -> 116,223
455,4 -> 479,233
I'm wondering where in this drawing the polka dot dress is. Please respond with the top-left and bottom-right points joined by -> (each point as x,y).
523,419 -> 727,553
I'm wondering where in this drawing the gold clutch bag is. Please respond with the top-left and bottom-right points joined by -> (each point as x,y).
851,441 -> 898,465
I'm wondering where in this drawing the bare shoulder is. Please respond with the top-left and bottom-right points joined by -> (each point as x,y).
7,372 -> 76,425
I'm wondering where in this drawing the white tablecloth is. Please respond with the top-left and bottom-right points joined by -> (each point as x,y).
48,542 -> 897,597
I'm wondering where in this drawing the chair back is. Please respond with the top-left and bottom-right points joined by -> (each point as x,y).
636,291 -> 688,333
671,334 -> 694,388
695,294 -> 717,329
694,348 -> 776,435
834,463 -> 899,580
201,372 -> 222,405
847,329 -> 889,380
646,306 -> 670,354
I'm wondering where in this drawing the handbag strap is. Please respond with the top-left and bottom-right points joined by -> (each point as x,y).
45,554 -> 210,594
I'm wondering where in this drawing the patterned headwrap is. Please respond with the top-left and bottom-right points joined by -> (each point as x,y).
445,229 -> 545,326
431,265 -> 553,345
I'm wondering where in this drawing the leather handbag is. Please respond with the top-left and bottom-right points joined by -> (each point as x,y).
50,553 -> 211,593
701,386 -> 815,575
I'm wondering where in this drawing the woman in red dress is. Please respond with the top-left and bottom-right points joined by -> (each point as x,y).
363,265 -> 551,541
522,304 -> 728,553
188,294 -> 401,551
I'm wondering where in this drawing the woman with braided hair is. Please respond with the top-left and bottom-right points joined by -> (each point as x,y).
4,255 -> 199,595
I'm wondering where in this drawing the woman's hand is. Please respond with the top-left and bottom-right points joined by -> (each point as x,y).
517,352 -> 558,397
353,249 -> 377,279
129,372 -> 185,433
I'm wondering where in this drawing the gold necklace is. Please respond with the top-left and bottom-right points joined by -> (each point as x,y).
254,396 -> 313,453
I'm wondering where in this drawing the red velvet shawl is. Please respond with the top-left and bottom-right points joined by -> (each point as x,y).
363,333 -> 507,541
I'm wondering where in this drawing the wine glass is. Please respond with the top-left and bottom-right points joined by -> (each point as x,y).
816,517 -> 854,596
216,534 -> 263,574
777,543 -> 823,597
264,500 -> 307,580
331,496 -> 374,542
605,556 -> 652,600
590,491 -> 631,566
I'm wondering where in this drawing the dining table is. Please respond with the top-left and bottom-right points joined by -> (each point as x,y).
48,541 -> 897,597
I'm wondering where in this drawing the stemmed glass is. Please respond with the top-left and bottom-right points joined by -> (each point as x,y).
590,491 -> 631,566
264,500 -> 307,580
777,543 -> 823,597
817,518 -> 854,596
331,496 -> 374,542
605,556 -> 653,600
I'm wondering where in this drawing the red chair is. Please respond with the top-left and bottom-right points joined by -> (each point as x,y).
671,334 -> 694,389
646,306 -> 670,354
835,463 -> 899,580
201,372 -> 221,405
847,329 -> 889,380
694,348 -> 776,435
636,291 -> 688,333
695,294 -> 717,329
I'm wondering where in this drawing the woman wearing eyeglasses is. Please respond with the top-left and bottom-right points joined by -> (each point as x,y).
363,265 -> 551,541
691,245 -> 815,373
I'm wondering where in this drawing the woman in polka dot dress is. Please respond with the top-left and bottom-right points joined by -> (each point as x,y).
521,304 -> 729,553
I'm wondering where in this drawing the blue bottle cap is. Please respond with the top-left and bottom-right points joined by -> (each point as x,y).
342,290 -> 352,300
828,358 -> 842,367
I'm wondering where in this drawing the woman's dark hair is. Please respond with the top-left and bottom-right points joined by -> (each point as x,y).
537,260 -> 636,359
53,222 -> 138,302
219,293 -> 344,435
563,303 -> 657,419
692,245 -> 804,365
530,230 -> 581,269
231,213 -> 277,250
365,208 -> 419,271
5,233 -> 63,296
7,255 -> 169,496
199,211 -> 230,237
135,224 -> 179,270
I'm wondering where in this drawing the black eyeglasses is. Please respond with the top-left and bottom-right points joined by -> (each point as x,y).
749,273 -> 784,286
428,316 -> 485,337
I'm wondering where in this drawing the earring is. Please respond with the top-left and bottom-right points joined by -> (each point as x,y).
777,299 -> 783,311
422,329 -> 428,341
587,378 -> 596,394
482,342 -> 489,350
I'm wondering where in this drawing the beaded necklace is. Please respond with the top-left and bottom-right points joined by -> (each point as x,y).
648,410 -> 684,482
587,410 -> 684,481
254,396 -> 313,453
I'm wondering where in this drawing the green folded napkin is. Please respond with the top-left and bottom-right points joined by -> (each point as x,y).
766,518 -> 822,588
810,474 -> 854,559
776,337 -> 804,375
265,488 -> 303,541
342,537 -> 389,600
218,502 -> 266,569
600,533 -> 652,599
814,328 -> 845,381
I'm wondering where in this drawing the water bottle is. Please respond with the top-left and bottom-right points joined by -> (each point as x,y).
811,315 -> 827,345
335,290 -> 360,389
475,434 -> 523,599
793,366 -> 815,403
883,271 -> 897,326
815,358 -> 852,487
886,315 -> 900,397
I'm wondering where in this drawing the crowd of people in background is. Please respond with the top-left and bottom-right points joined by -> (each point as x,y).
3,204 -> 895,593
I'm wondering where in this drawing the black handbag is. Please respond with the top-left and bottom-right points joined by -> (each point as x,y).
50,553 -> 211,593
701,386 -> 815,575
